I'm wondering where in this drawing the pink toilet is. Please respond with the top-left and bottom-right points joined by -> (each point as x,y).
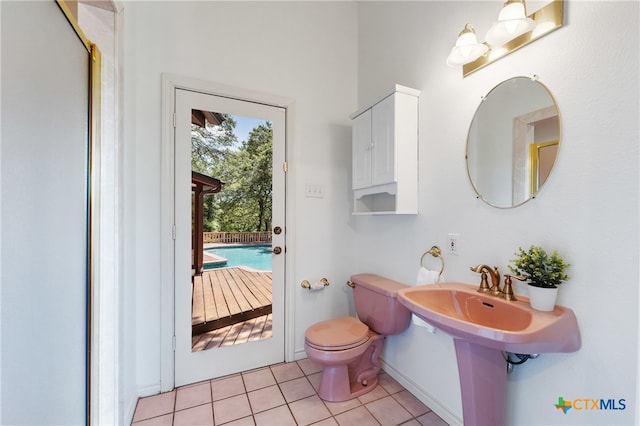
304,273 -> 411,402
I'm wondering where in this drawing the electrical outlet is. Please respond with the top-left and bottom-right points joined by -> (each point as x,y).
448,233 -> 460,255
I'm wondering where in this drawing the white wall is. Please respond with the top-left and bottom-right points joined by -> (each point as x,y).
123,0 -> 358,402
355,1 -> 639,425
122,1 -> 639,425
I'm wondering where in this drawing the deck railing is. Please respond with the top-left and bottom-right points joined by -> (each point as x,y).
203,231 -> 272,244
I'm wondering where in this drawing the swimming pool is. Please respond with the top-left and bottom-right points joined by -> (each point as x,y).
204,244 -> 272,271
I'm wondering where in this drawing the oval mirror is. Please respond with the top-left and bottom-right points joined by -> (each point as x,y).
466,76 -> 561,208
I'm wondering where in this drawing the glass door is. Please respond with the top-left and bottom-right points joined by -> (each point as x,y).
174,89 -> 286,386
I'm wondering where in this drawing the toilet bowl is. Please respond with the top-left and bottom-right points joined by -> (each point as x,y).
304,274 -> 411,402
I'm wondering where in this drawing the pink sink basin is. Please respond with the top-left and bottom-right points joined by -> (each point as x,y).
398,282 -> 581,354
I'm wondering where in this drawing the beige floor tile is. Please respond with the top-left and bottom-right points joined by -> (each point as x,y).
307,372 -> 322,391
254,405 -> 297,426
288,395 -> 332,425
334,406 -> 378,425
243,368 -> 277,392
129,362 -> 449,426
323,397 -> 362,416
212,375 -> 246,401
378,373 -> 404,395
310,417 -> 339,426
357,383 -> 389,404
176,381 -> 212,411
393,390 -> 429,417
366,395 -> 412,426
213,394 -> 252,425
247,384 -> 286,413
417,411 -> 449,426
132,413 -> 173,425
132,391 -> 176,422
297,358 -> 323,375
399,420 -> 422,426
279,377 -> 316,403
173,403 -> 214,426
223,415 -> 257,426
271,362 -> 304,383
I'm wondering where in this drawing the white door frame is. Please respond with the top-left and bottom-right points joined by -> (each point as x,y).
160,74 -> 296,391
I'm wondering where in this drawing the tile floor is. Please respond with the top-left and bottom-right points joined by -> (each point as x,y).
131,359 -> 450,426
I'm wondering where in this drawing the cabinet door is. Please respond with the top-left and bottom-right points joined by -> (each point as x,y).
371,95 -> 396,186
352,109 -> 372,189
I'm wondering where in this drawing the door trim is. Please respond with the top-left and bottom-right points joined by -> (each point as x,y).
160,74 -> 296,391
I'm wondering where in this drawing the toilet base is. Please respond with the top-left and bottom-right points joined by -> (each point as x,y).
317,364 -> 380,402
316,335 -> 384,402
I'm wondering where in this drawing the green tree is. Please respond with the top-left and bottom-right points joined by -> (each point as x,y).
215,123 -> 272,232
191,114 -> 236,176
191,114 -> 236,232
241,123 -> 272,231
191,116 -> 272,233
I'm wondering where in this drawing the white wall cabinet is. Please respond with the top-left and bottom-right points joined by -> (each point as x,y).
350,85 -> 420,214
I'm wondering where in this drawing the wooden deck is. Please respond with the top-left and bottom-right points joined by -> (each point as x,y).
192,314 -> 272,352
192,267 -> 272,336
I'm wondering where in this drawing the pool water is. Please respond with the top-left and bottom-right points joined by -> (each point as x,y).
204,244 -> 272,271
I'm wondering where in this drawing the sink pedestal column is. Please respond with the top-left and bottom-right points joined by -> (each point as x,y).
454,340 -> 507,425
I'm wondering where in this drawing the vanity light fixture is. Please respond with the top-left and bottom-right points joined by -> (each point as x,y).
448,0 -> 564,77
485,0 -> 536,47
446,24 -> 489,67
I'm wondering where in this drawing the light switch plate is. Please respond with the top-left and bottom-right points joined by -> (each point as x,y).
305,183 -> 325,198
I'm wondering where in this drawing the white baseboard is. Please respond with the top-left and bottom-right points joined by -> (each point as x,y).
294,348 -> 308,361
380,358 -> 462,426
124,393 -> 139,425
126,384 -> 163,424
137,383 -> 163,398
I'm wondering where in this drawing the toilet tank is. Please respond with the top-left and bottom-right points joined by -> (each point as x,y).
351,273 -> 411,335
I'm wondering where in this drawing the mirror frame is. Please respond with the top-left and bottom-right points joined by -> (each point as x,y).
466,76 -> 562,209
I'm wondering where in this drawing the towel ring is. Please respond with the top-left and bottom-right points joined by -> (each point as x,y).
420,245 -> 445,277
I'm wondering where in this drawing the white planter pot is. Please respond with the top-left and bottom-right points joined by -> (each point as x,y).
527,284 -> 559,311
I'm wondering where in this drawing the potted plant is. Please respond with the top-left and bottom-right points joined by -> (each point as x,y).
509,245 -> 570,311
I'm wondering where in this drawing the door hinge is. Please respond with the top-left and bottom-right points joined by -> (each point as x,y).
283,161 -> 288,172
172,336 -> 176,351
172,112 -> 176,128
172,224 -> 176,240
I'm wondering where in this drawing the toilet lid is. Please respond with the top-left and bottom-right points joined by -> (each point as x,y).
305,317 -> 369,349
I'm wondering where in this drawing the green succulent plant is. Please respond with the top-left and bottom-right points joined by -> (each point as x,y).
509,245 -> 570,288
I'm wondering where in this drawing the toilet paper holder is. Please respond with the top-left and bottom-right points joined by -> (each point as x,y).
301,278 -> 330,289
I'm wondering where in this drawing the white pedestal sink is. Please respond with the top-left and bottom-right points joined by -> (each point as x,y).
397,282 -> 581,425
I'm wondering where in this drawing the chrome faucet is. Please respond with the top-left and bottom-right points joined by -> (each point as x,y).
470,264 -> 501,296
